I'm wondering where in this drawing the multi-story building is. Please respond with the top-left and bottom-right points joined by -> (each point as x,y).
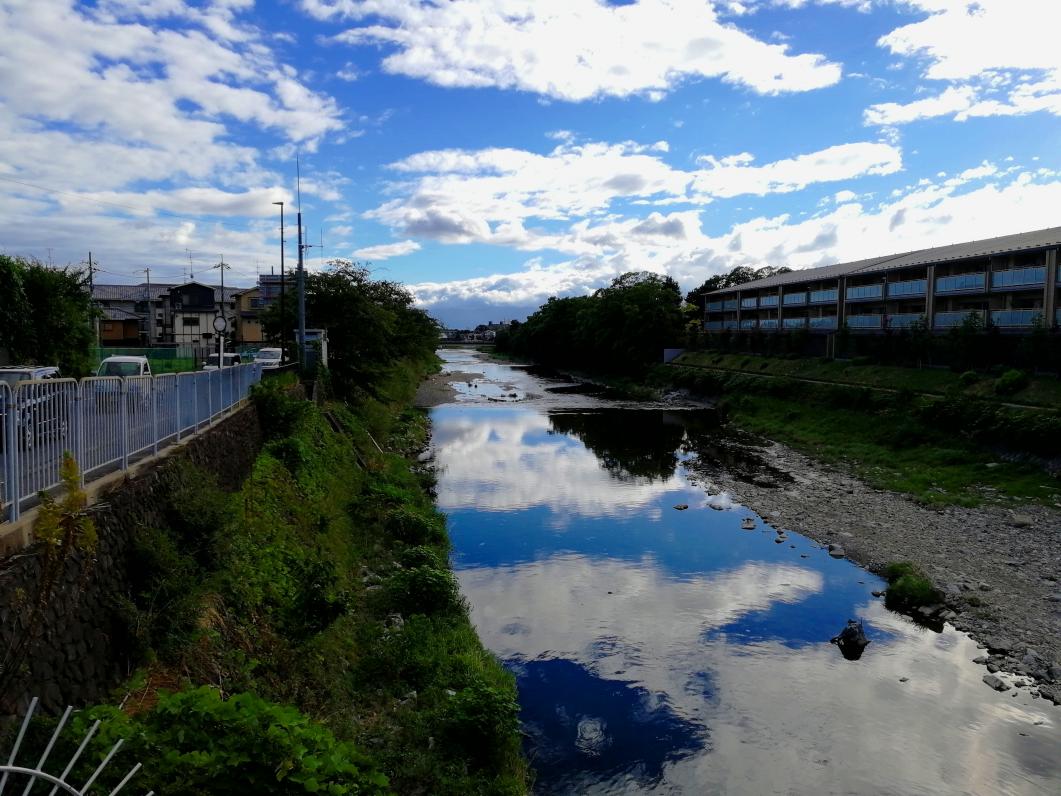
257,273 -> 295,309
704,227 -> 1061,336
234,287 -> 264,344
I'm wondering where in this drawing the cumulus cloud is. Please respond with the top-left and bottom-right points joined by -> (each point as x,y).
303,0 -> 842,101
410,161 -> 1061,323
352,239 -> 421,260
865,0 -> 1061,125
0,0 -> 344,279
368,137 -> 902,255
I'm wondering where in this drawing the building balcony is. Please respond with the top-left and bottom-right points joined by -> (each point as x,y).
809,316 -> 838,330
935,273 -> 986,294
705,321 -> 723,331
759,295 -> 779,308
847,314 -> 883,329
934,309 -> 985,329
887,279 -> 926,298
723,320 -> 738,330
887,313 -> 925,329
846,284 -> 884,302
723,300 -> 738,311
741,297 -> 758,309
759,319 -> 779,330
991,266 -> 1045,290
782,317 -> 806,329
706,301 -> 724,312
991,309 -> 1042,328
809,289 -> 838,304
740,319 -> 757,330
783,293 -> 807,306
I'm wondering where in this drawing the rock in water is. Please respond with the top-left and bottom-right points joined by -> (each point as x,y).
674,504 -> 689,511
830,619 -> 871,661
983,674 -> 1010,692
741,517 -> 756,530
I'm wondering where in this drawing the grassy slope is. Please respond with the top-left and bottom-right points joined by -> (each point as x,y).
56,360 -> 528,795
660,359 -> 1061,509
675,350 -> 1061,409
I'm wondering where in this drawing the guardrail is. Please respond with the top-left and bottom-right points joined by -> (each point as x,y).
1,363 -> 262,524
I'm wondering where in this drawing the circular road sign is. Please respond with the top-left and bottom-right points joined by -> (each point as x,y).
212,314 -> 228,333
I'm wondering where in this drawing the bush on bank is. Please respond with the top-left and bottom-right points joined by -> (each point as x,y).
26,362 -> 527,795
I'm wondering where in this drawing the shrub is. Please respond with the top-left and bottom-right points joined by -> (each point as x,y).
993,368 -> 1029,396
76,688 -> 389,795
399,545 -> 448,569
958,370 -> 979,386
882,561 -> 941,610
384,565 -> 464,616
438,680 -> 521,769
385,505 -> 448,546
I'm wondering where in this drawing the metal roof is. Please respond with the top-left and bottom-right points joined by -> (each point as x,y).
709,225 -> 1061,295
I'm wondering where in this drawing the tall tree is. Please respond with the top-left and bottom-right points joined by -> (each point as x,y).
685,264 -> 792,310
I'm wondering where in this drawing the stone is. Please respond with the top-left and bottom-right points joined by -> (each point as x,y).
871,590 -> 885,598
973,656 -> 989,665
983,636 -> 1014,653
983,674 -> 1010,692
1010,514 -> 1034,529
987,662 -> 1001,673
1047,594 -> 1061,603
740,517 -> 756,530
674,504 -> 689,511
828,547 -> 846,559
899,677 -> 909,683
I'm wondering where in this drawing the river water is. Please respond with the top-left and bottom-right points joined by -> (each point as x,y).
428,348 -> 1061,795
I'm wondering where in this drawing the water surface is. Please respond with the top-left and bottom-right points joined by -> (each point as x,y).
431,349 -> 1060,795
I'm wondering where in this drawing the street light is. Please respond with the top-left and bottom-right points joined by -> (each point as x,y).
272,201 -> 286,363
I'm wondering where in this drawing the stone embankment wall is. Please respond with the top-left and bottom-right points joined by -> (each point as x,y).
0,403 -> 262,715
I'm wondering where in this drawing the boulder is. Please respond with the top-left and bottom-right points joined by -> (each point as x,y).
983,674 -> 1010,692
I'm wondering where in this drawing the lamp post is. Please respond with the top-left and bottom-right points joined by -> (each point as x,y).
272,201 -> 286,363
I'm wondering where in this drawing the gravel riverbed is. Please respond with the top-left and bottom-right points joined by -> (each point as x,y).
695,435 -> 1061,704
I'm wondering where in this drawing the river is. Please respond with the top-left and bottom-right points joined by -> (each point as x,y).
427,348 -> 1060,795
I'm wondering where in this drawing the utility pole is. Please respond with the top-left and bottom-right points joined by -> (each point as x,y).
272,200 -> 286,363
87,252 -> 99,345
296,157 -> 307,372
212,257 -> 231,365
142,267 -> 152,346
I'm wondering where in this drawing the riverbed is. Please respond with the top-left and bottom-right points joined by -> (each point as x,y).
427,349 -> 1060,795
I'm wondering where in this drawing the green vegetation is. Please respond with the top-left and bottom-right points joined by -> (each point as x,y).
661,364 -> 1061,507
674,351 -> 1061,409
39,368 -> 526,794
0,253 -> 97,375
496,271 -> 684,375
882,562 -> 942,611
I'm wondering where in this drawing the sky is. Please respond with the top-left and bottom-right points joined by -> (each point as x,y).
1,0 -> 1060,328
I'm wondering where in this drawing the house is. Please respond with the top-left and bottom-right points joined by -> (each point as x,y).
92,280 -> 242,346
99,307 -> 142,346
704,226 -> 1061,337
234,287 -> 264,344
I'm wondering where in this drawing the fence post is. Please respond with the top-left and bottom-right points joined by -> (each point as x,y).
120,378 -> 129,470
151,377 -> 159,455
73,381 -> 85,487
3,386 -> 19,523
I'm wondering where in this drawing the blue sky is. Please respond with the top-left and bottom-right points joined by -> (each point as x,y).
1,0 -> 1060,327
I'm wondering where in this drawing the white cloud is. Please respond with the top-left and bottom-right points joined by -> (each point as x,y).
0,0 -> 345,279
410,161 -> 1061,322
368,137 -> 902,252
866,0 -> 1061,125
352,239 -> 421,260
304,0 -> 842,101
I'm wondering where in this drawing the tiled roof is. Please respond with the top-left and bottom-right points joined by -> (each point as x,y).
100,306 -> 143,321
708,225 -> 1061,295
93,281 -> 245,302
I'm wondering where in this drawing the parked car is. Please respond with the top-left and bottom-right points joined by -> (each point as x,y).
252,347 -> 284,369
0,366 -> 65,450
202,353 -> 242,370
97,356 -> 152,378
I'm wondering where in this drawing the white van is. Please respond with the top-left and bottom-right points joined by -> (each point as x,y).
253,347 -> 284,369
97,356 -> 152,377
202,353 -> 242,371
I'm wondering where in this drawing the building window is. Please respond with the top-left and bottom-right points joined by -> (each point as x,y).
103,322 -> 114,331
182,316 -> 200,327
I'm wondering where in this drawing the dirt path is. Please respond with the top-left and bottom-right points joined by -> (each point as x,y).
697,435 -> 1061,704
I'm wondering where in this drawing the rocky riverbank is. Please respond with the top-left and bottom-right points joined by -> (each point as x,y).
690,434 -> 1061,705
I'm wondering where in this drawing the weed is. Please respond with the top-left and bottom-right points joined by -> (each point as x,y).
882,561 -> 942,610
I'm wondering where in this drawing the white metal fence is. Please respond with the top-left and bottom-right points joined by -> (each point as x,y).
1,363 -> 262,524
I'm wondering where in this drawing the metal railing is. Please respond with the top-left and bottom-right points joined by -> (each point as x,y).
782,293 -> 807,306
809,289 -> 838,304
887,279 -> 926,298
740,319 -> 757,330
991,267 -> 1045,289
759,319 -> 779,330
706,301 -> 724,312
782,317 -> 806,329
847,314 -> 883,329
740,297 -> 757,309
809,316 -> 838,330
846,284 -> 883,301
991,309 -> 1042,327
759,295 -> 779,308
935,273 -> 986,294
887,313 -> 925,329
934,309 -> 985,328
2,363 -> 262,524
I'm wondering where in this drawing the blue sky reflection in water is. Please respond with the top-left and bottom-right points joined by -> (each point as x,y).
431,372 -> 1061,794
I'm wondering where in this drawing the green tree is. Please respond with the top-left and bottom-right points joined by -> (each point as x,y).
0,254 -> 97,375
685,264 -> 792,310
